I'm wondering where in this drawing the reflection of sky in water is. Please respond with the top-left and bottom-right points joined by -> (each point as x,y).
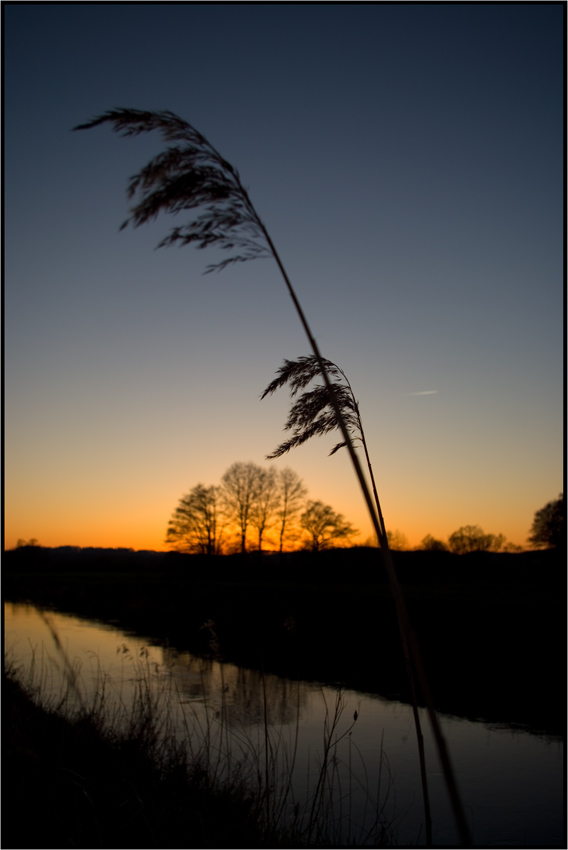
5,603 -> 564,847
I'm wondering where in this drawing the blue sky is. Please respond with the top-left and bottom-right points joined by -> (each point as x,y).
5,3 -> 564,550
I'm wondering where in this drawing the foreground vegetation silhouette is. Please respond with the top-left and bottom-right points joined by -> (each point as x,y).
74,108 -> 470,842
5,641 -> 396,849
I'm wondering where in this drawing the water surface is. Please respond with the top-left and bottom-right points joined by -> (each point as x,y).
5,602 -> 564,847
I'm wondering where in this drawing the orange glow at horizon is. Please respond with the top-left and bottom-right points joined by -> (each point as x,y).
4,497 -> 536,554
4,427 -> 552,555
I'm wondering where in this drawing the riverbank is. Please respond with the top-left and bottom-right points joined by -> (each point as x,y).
3,665 -> 283,849
4,545 -> 565,736
4,649 -> 399,849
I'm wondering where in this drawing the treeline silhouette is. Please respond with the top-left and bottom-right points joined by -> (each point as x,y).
5,540 -> 561,580
165,461 -> 357,555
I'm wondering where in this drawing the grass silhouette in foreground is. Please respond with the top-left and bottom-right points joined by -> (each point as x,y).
5,640 -> 395,848
74,108 -> 470,845
4,666 -> 267,849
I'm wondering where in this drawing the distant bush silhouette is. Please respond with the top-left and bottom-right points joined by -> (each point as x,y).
447,525 -> 505,555
502,541 -> 524,553
386,529 -> 409,551
16,538 -> 40,548
528,493 -> 564,549
420,534 -> 448,552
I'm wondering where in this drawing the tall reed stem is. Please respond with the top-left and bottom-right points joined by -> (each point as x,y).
334,366 -> 433,845
256,219 -> 470,847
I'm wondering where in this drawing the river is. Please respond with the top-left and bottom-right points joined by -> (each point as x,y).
4,602 -> 564,847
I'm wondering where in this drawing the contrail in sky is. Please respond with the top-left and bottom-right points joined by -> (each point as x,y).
405,390 -> 438,395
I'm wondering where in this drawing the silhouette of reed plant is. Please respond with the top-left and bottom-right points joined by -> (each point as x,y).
262,354 -> 432,841
75,108 -> 470,845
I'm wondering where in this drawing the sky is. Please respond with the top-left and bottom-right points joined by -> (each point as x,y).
4,3 -> 564,552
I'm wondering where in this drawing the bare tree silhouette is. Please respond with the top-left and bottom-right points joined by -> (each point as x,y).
249,466 -> 279,553
166,484 -> 224,555
300,500 -> 357,552
221,461 -> 265,555
75,109 -> 470,845
275,467 -> 308,553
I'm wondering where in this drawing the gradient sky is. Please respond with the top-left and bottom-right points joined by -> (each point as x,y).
5,4 -> 564,551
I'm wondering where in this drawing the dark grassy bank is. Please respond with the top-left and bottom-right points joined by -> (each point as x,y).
4,545 -> 566,736
3,665 -> 295,849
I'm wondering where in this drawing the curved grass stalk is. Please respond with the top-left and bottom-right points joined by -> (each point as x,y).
75,109 -> 470,846
262,353 -> 433,843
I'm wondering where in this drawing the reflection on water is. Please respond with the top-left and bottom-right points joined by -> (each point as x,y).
163,645 -> 308,728
4,603 -> 564,847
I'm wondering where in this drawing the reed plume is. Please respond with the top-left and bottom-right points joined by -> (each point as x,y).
262,355 -> 363,459
75,109 -> 270,272
261,354 -> 388,542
